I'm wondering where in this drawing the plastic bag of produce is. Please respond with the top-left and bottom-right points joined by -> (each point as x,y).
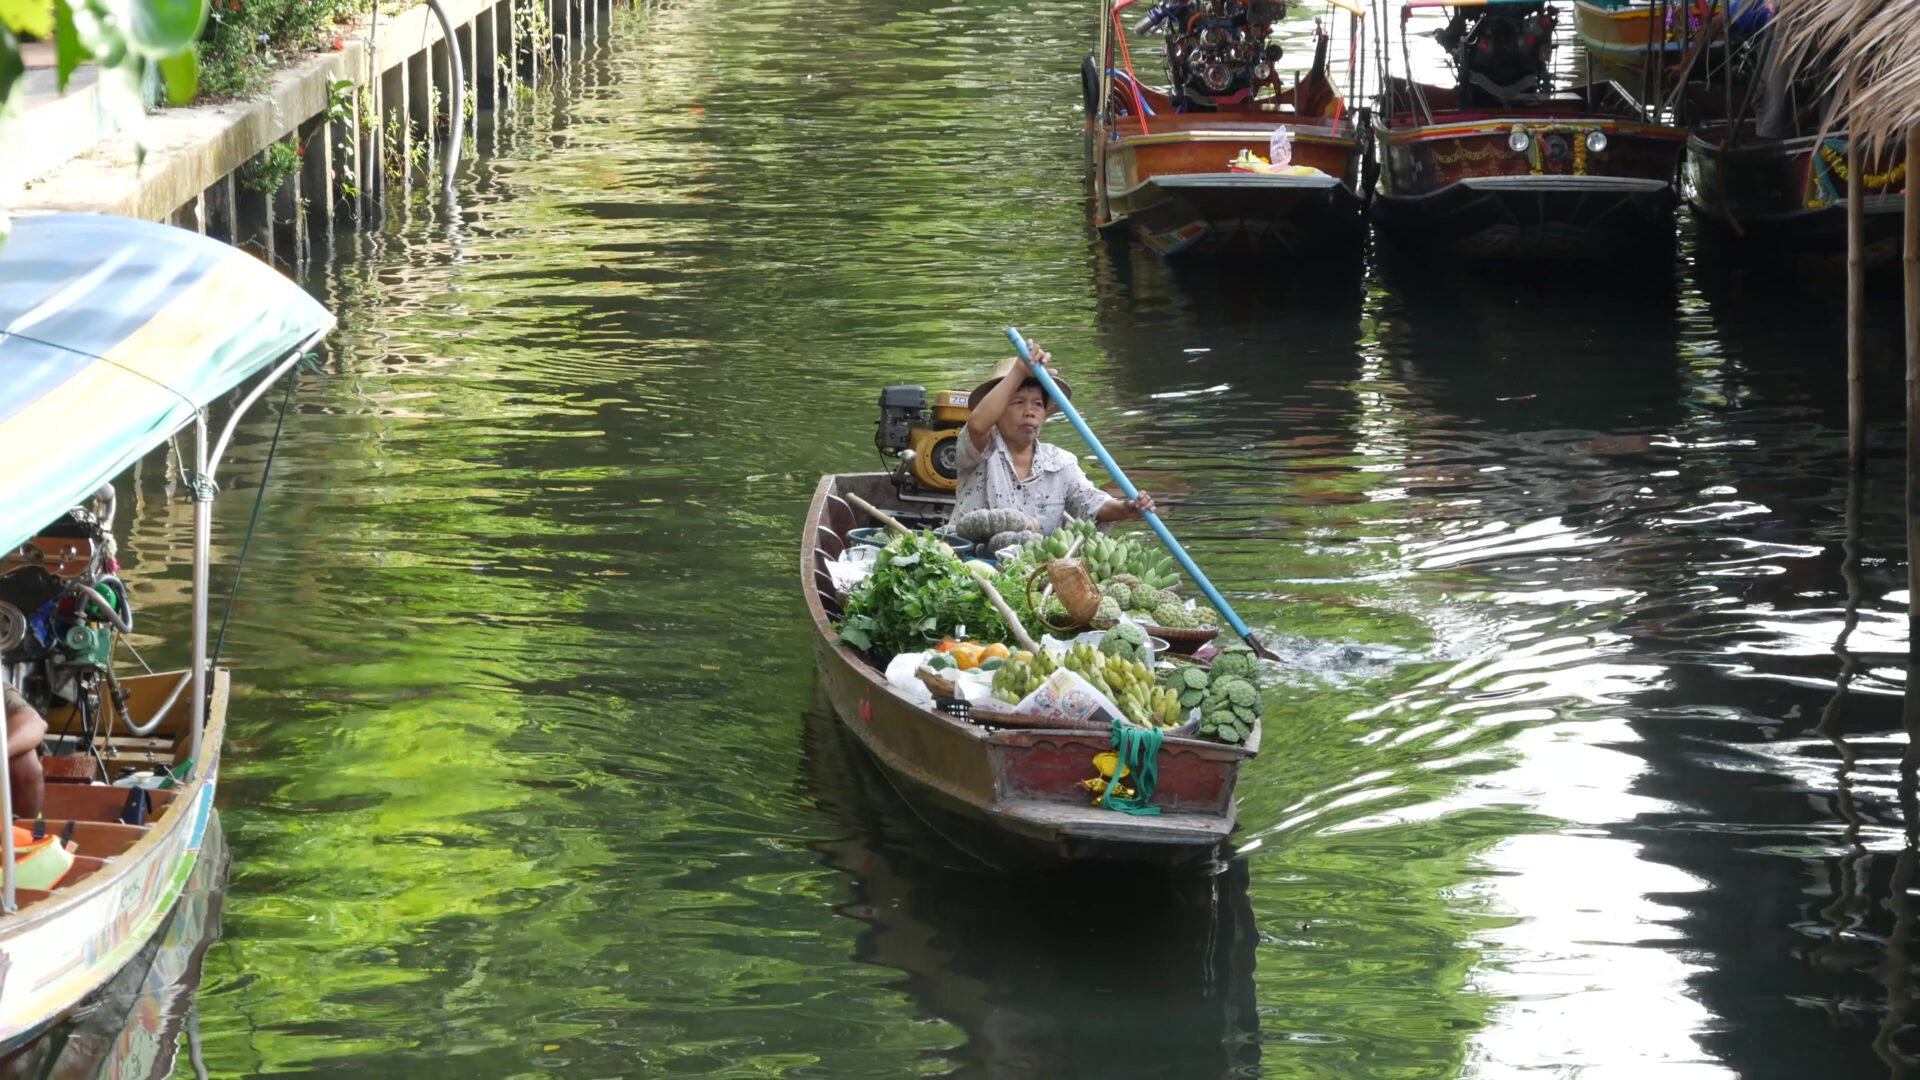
949,666 -> 996,703
1013,668 -> 1124,726
885,651 -> 936,707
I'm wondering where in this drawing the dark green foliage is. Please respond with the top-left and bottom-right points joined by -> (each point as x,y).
834,531 -> 1008,659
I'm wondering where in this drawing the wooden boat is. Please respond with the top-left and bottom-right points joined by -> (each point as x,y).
0,214 -> 333,1052
803,474 -> 1258,870
1088,0 -> 1367,258
1686,122 -> 1909,262
1371,1 -> 1688,258
1571,0 -> 1721,101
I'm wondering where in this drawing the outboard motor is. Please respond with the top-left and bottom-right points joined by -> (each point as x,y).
1436,2 -> 1555,106
1136,0 -> 1289,110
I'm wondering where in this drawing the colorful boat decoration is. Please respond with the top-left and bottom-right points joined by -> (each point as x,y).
0,214 -> 333,1053
1087,0 -> 1368,258
1370,0 -> 1688,258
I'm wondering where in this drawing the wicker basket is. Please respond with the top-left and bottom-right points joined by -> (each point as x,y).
1139,624 -> 1221,655
1025,557 -> 1102,632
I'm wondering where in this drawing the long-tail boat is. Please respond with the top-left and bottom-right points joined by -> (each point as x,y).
1679,12 -> 1907,263
0,214 -> 332,1052
1371,0 -> 1689,258
1687,122 -> 1909,260
1088,0 -> 1368,258
803,474 -> 1258,870
1571,0 -> 1721,102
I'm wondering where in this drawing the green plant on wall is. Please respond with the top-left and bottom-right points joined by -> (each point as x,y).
197,0 -> 365,100
238,134 -> 298,194
513,0 -> 548,70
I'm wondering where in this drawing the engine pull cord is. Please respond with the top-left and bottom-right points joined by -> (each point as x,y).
211,368 -> 300,670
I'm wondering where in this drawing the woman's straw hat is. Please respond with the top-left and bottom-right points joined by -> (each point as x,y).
967,357 -> 1074,415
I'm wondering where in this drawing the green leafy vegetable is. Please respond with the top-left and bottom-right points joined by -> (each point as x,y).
834,531 -> 1008,659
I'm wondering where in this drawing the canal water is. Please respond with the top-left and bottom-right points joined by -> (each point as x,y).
77,1 -> 1920,1077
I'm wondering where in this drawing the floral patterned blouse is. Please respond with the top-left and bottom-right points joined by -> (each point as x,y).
954,428 -> 1109,537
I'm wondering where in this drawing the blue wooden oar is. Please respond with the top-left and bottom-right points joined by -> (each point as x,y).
1004,328 -> 1278,660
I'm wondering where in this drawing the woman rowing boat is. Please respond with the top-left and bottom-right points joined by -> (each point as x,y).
956,345 -> 1154,534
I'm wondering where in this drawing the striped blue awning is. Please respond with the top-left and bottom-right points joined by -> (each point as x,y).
0,214 -> 334,553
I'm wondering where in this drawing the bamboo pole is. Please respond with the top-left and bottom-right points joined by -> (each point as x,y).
1846,71 -> 1864,474
1906,122 -> 1920,766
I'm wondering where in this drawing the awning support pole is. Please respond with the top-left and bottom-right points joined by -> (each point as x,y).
190,413 -> 211,779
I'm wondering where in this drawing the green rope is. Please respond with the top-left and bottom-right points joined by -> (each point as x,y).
1098,717 -> 1163,816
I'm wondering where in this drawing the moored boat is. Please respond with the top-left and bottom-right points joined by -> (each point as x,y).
1571,0 -> 1719,102
803,474 -> 1259,871
1686,122 -> 1908,261
0,215 -> 333,1052
1088,0 -> 1368,258
1371,0 -> 1688,259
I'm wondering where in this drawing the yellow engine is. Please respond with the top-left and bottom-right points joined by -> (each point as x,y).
875,385 -> 972,500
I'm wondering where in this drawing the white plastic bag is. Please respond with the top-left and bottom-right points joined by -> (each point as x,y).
1013,668 -> 1124,726
1269,125 -> 1293,168
884,651 -> 936,707
948,666 -> 998,703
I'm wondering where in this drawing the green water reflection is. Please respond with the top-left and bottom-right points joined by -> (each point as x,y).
76,1 -> 1917,1077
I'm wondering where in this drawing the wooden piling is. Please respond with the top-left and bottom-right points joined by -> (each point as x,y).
1906,122 -> 1920,760
1847,75 -> 1865,474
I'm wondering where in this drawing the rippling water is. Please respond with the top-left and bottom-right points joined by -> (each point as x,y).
55,1 -> 1920,1076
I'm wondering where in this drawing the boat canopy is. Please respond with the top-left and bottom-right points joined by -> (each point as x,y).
0,214 -> 333,554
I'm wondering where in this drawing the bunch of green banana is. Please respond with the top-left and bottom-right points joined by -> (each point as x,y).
1122,546 -> 1179,590
1060,643 -> 1158,728
990,647 -> 1060,703
1033,520 -> 1097,561
1148,684 -> 1187,729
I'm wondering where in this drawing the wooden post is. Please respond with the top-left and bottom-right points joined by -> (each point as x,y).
1905,122 -> 1920,767
1847,72 -> 1865,474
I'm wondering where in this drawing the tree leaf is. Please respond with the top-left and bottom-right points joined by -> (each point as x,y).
111,0 -> 205,58
0,0 -> 53,38
0,24 -> 23,104
52,0 -> 84,92
155,44 -> 194,104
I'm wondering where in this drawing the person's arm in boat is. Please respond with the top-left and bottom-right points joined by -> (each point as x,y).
4,683 -> 45,819
966,345 -> 1052,452
1062,458 -> 1156,523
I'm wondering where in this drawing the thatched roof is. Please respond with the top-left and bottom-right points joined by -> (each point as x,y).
1772,0 -> 1920,149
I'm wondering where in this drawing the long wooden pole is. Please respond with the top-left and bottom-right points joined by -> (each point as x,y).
1905,123 -> 1920,771
1846,72 -> 1865,474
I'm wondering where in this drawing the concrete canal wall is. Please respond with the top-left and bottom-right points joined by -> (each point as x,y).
17,0 -> 625,268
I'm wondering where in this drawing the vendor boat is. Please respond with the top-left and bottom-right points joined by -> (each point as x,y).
1687,123 -> 1908,260
1088,0 -> 1368,258
0,215 -> 333,1052
803,474 -> 1259,871
1371,0 -> 1689,258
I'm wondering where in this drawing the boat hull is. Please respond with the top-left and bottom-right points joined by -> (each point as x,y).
1373,111 -> 1685,257
1095,120 -> 1365,258
0,669 -> 228,1054
804,474 -> 1254,872
1572,1 -> 1720,98
1685,126 -> 1909,260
